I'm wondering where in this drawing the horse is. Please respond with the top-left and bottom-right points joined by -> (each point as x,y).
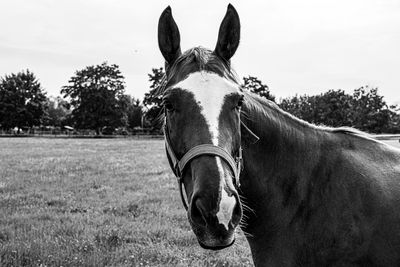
157,4 -> 400,266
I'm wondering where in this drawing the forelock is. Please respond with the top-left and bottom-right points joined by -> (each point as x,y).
160,47 -> 239,94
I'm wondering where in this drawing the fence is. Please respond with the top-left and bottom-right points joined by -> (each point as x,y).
1,129 -> 399,141
0,128 -> 163,139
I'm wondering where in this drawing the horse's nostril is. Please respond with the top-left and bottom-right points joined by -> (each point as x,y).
190,197 -> 207,226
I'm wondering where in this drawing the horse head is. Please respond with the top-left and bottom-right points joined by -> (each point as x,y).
158,4 -> 254,250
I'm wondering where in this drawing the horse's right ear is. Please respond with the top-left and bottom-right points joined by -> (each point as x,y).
214,4 -> 240,62
158,6 -> 181,66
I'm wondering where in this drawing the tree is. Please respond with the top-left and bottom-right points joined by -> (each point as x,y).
123,95 -> 143,129
280,89 -> 363,128
242,76 -> 275,102
0,70 -> 47,131
44,96 -> 71,127
143,67 -> 165,129
350,86 -> 391,133
279,94 -> 317,123
279,86 -> 398,133
61,62 -> 128,134
313,89 -> 353,127
385,105 -> 400,133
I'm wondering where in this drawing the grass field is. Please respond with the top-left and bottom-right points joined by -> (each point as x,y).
0,138 -> 252,267
1,138 -> 399,267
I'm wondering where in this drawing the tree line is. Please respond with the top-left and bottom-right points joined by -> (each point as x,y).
0,63 -> 143,134
0,62 -> 399,134
280,87 -> 400,133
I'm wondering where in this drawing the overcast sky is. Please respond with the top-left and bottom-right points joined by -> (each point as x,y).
0,0 -> 399,104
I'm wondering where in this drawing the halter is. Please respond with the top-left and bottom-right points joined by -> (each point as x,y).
164,124 -> 243,210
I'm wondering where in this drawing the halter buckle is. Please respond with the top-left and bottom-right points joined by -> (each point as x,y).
235,147 -> 243,187
174,165 -> 182,180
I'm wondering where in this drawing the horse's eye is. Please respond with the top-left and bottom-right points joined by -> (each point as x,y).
237,96 -> 244,109
164,101 -> 174,112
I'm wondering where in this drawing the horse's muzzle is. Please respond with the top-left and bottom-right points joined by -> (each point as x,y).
188,199 -> 238,250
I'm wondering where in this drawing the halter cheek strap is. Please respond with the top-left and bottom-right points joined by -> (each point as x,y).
164,125 -> 243,210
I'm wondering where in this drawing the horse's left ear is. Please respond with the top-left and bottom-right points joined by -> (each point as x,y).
214,4 -> 241,62
158,6 -> 182,66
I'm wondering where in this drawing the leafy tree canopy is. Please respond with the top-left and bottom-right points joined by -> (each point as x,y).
351,86 -> 391,133
0,69 -> 47,130
61,62 -> 128,133
279,89 -> 353,127
242,76 -> 275,102
44,96 -> 71,127
279,86 -> 399,133
121,95 -> 143,129
143,67 -> 165,130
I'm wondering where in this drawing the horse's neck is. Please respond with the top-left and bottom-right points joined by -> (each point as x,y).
241,95 -> 328,225
242,95 -> 324,172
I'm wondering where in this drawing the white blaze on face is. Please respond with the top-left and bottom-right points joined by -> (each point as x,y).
174,71 -> 238,230
216,157 -> 236,229
173,71 -> 238,145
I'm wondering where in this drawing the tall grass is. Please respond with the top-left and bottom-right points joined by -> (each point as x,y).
0,138 -> 252,266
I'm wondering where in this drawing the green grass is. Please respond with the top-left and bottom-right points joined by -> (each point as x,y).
0,138 -> 252,267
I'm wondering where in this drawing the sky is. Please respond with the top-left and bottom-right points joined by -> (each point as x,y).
0,0 -> 399,105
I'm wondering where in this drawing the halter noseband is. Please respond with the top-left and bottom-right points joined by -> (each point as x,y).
164,124 -> 243,210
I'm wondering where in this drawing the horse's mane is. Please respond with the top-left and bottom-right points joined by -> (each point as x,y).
330,127 -> 368,137
242,92 -> 372,141
241,92 -> 316,133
